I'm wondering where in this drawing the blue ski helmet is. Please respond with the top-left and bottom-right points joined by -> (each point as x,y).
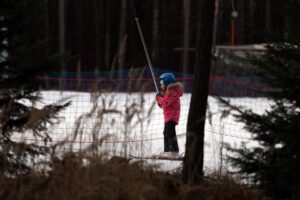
159,73 -> 176,86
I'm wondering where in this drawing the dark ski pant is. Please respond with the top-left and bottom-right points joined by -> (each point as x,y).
163,121 -> 179,152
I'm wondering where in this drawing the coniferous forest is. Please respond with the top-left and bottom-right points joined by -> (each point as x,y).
39,0 -> 287,73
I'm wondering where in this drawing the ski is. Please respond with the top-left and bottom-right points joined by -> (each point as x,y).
129,154 -> 183,161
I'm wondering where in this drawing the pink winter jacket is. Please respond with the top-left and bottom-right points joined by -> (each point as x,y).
156,82 -> 183,124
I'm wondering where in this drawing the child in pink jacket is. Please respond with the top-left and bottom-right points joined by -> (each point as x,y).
156,73 -> 183,157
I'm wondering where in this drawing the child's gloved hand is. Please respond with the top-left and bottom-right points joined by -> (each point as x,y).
156,92 -> 163,98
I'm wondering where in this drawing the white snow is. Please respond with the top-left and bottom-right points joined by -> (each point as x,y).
12,91 -> 273,173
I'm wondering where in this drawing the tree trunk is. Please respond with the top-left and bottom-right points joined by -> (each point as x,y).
182,0 -> 191,74
236,0 -> 245,44
182,0 -> 215,185
118,0 -> 127,76
212,0 -> 220,54
265,0 -> 271,32
152,0 -> 159,67
44,2 -> 49,57
77,0 -> 83,62
105,0 -> 111,70
248,0 -> 254,42
58,0 -> 65,58
94,0 -> 101,69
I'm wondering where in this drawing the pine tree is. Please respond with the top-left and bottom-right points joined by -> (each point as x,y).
226,43 -> 300,200
225,1 -> 300,198
0,0 -> 70,175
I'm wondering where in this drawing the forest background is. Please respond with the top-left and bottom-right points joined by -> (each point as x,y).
41,0 -> 284,73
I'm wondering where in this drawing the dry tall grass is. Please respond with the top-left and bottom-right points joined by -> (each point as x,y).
0,151 -> 267,200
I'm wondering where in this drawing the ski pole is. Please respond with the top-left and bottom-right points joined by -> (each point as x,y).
130,0 -> 159,93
